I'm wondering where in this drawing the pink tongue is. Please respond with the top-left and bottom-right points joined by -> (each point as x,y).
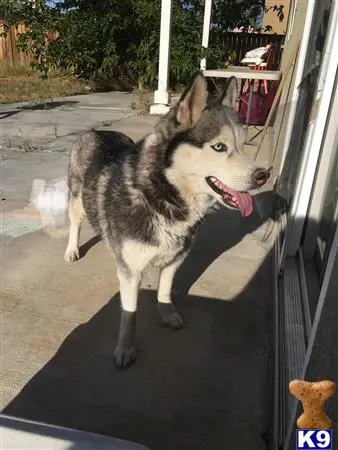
223,189 -> 253,218
235,192 -> 254,218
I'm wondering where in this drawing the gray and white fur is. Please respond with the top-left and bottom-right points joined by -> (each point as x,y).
64,73 -> 270,368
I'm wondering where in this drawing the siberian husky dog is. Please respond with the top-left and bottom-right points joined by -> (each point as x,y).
64,73 -> 270,368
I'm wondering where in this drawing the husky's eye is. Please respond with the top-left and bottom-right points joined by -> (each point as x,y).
212,143 -> 228,153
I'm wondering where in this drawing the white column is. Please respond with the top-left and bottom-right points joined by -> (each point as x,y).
150,0 -> 173,115
200,0 -> 212,71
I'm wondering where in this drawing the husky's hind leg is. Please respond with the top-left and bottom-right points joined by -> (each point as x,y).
157,254 -> 187,329
64,195 -> 85,262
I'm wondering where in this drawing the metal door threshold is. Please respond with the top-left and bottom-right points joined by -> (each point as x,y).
273,240 -> 308,449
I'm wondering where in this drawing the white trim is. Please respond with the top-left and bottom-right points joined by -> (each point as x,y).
278,0 -> 316,174
200,0 -> 212,71
282,3 -> 338,257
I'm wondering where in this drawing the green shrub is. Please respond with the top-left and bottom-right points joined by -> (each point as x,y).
0,0 -> 265,89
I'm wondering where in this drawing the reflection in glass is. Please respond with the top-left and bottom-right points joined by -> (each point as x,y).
277,0 -> 332,208
317,144 -> 338,271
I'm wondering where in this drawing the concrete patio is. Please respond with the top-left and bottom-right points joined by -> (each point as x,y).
1,93 -> 276,450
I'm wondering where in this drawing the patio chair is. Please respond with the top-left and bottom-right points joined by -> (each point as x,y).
239,43 -> 278,127
241,43 -> 275,95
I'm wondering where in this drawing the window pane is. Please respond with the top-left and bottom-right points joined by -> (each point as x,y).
277,0 -> 332,207
317,144 -> 338,266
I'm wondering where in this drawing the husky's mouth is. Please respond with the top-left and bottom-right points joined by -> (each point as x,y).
206,176 -> 253,218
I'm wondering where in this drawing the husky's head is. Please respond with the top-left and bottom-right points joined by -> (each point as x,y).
157,73 -> 270,218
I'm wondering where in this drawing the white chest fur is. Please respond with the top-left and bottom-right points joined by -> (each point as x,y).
121,194 -> 214,274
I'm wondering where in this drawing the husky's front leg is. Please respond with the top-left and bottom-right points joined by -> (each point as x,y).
64,195 -> 85,262
114,269 -> 141,368
157,254 -> 187,329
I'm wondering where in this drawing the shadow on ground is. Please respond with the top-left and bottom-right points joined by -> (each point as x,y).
79,234 -> 102,259
20,101 -> 78,111
3,191 -> 275,450
0,111 -> 20,120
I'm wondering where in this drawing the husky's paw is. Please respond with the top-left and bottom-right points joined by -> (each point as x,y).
158,303 -> 183,329
114,345 -> 137,368
64,247 -> 80,262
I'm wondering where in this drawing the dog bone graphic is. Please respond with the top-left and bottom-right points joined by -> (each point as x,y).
289,379 -> 336,429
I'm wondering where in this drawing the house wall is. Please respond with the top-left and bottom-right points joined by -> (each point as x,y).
272,0 -> 310,176
263,0 -> 291,34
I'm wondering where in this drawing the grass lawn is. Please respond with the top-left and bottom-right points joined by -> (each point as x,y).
0,63 -> 93,104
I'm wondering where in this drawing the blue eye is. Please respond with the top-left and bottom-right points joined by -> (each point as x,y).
212,143 -> 227,152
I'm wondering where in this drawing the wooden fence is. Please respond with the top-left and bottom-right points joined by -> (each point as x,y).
211,32 -> 285,70
0,21 -> 32,64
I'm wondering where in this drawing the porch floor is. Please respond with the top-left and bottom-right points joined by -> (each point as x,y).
1,100 -> 276,450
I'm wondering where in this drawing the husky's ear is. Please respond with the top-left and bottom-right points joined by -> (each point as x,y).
176,72 -> 208,128
219,77 -> 240,110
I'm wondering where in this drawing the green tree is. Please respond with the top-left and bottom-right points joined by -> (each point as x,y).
0,0 -> 274,88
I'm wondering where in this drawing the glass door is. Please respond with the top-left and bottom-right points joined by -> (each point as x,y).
301,67 -> 338,286
278,67 -> 338,450
277,0 -> 336,268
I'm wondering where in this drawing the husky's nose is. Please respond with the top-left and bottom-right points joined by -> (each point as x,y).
252,168 -> 270,186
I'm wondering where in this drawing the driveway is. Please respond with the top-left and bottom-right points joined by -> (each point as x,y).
0,91 -> 151,153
